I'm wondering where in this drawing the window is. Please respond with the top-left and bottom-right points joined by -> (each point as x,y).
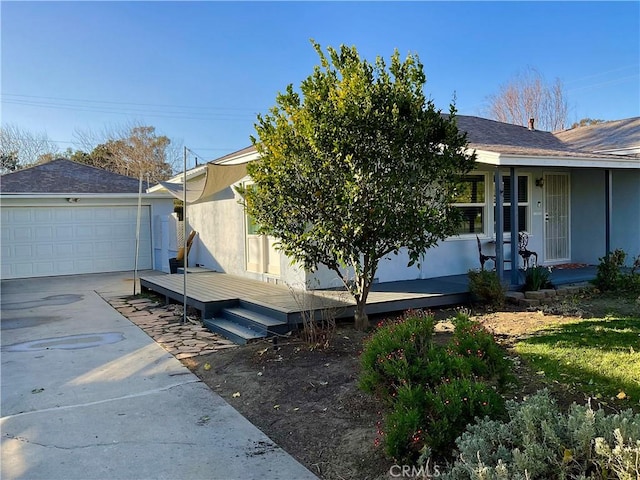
498,175 -> 529,233
453,174 -> 486,235
244,183 -> 261,235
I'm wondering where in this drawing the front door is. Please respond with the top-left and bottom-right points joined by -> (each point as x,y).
544,173 -> 570,262
246,214 -> 280,276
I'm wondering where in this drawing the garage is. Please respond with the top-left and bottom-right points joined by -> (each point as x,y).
1,159 -> 175,280
1,205 -> 152,279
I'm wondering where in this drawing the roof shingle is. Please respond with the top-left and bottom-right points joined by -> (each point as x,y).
205,115 -> 638,164
0,159 -> 143,194
554,117 -> 640,154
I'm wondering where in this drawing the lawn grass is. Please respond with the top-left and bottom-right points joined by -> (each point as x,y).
514,315 -> 640,408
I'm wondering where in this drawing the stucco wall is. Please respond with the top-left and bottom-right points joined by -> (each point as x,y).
569,169 -> 640,265
186,185 -> 246,274
571,169 -> 606,265
183,181 -> 307,286
612,169 -> 640,260
168,164 -> 638,288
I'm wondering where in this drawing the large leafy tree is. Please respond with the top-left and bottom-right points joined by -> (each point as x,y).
244,43 -> 476,329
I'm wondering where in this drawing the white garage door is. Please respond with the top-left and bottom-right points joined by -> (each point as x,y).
1,205 -> 152,279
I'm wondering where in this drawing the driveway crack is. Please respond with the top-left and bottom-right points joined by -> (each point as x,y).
3,433 -> 198,450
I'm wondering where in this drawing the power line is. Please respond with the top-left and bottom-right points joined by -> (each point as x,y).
47,138 -> 238,152
566,74 -> 639,94
564,64 -> 639,86
1,93 -> 260,113
2,98 -> 256,121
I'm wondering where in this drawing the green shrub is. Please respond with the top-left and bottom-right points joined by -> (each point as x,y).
595,249 -> 626,292
442,390 -> 640,480
359,310 -> 436,398
450,313 -> 513,386
360,312 -> 510,398
468,269 -> 506,307
383,384 -> 428,460
594,249 -> 640,295
383,380 -> 505,462
423,379 -> 506,457
361,312 -> 511,462
523,265 -> 553,291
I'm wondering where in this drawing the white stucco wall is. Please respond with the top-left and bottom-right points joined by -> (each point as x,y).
186,184 -> 246,274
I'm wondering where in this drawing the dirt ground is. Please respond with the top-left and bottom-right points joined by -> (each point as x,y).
180,292 -> 638,480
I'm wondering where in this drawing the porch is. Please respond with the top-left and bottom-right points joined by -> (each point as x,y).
139,265 -> 596,344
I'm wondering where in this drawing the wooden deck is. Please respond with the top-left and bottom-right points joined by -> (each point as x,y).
139,265 -> 596,325
139,271 -> 469,323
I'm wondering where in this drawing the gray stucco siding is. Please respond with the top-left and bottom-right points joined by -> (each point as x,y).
571,169 -> 606,265
570,168 -> 639,266
612,169 -> 640,260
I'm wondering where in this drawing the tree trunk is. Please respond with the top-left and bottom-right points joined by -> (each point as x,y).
354,300 -> 369,330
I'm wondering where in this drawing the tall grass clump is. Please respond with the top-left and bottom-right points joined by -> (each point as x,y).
523,265 -> 553,291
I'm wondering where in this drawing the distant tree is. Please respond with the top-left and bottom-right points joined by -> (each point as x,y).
36,152 -> 60,164
73,124 -> 178,182
1,151 -> 19,173
244,42 -> 475,330
570,118 -> 605,129
486,67 -> 569,132
0,124 -> 59,172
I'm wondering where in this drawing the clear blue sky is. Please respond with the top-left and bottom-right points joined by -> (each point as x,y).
2,1 -> 639,168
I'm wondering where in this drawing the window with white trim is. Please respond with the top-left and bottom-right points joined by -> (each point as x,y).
453,174 -> 486,235
499,175 -> 529,233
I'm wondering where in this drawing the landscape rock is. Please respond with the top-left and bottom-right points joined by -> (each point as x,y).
108,296 -> 238,357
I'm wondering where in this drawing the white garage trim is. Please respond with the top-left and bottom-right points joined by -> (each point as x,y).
1,205 -> 152,279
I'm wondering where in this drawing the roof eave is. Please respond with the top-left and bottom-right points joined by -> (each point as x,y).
148,148 -> 260,194
147,165 -> 209,192
473,149 -> 640,169
213,149 -> 260,165
0,192 -> 173,199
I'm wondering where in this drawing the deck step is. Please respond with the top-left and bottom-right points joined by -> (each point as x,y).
222,307 -> 289,335
237,299 -> 289,322
203,318 -> 264,345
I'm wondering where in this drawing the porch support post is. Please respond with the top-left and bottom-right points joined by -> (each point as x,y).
494,169 -> 505,282
605,169 -> 612,255
182,146 -> 188,326
509,167 -> 519,286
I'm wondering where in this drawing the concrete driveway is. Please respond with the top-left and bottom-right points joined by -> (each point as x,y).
1,271 -> 317,480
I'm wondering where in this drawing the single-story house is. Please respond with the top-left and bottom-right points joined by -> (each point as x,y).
0,159 -> 174,279
150,116 -> 640,289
